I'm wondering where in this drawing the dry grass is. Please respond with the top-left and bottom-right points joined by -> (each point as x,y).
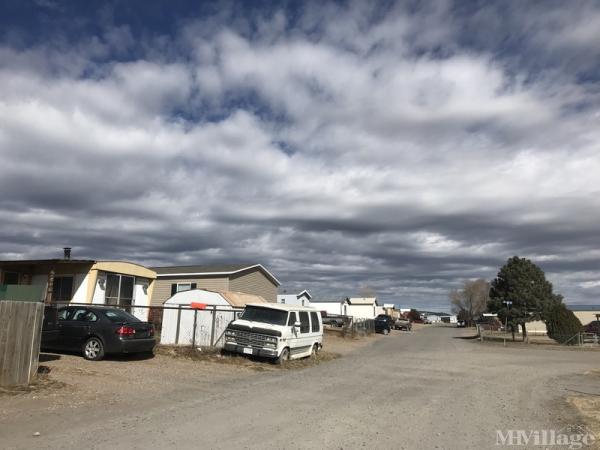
568,396 -> 600,437
567,370 -> 600,437
0,368 -> 66,397
154,345 -> 340,371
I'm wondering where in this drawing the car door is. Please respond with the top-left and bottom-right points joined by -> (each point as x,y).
51,307 -> 73,349
60,308 -> 98,350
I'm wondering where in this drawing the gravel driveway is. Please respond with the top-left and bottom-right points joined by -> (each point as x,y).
1,326 -> 598,449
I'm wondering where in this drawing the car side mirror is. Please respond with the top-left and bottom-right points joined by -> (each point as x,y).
294,321 -> 301,328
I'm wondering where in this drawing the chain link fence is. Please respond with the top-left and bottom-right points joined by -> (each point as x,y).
49,302 -> 243,348
477,325 -> 600,347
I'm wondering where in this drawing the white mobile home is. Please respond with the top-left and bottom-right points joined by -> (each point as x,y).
277,290 -> 312,307
311,297 -> 379,320
0,253 -> 156,321
310,300 -> 345,316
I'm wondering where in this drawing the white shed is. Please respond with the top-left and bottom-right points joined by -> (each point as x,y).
346,297 -> 378,319
160,289 -> 267,347
310,300 -> 345,316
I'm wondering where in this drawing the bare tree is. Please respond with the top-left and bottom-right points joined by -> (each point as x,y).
358,286 -> 376,298
449,279 -> 490,326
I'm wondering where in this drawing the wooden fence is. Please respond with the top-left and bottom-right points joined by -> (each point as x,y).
0,300 -> 44,387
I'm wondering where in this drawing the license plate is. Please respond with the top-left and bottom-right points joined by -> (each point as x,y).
243,348 -> 253,355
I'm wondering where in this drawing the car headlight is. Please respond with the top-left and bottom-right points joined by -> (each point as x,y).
264,336 -> 278,343
225,330 -> 236,338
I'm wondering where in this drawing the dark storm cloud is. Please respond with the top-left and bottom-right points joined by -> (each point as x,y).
1,1 -> 600,309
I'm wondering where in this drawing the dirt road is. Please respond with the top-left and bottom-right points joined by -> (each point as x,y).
2,326 -> 598,449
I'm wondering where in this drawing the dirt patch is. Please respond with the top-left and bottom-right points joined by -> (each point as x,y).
567,370 -> 600,438
0,371 -> 66,397
568,396 -> 600,437
323,329 -> 384,354
154,345 -> 340,371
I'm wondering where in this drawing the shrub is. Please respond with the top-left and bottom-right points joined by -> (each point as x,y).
543,303 -> 582,345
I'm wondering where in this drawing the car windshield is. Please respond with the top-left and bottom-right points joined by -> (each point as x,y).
102,309 -> 140,323
375,315 -> 388,320
240,306 -> 288,326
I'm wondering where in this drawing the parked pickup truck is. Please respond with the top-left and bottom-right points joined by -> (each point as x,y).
394,317 -> 412,331
374,314 -> 394,335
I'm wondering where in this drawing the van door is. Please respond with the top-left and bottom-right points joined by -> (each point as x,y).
310,311 -> 321,343
287,311 -> 299,351
297,311 -> 312,355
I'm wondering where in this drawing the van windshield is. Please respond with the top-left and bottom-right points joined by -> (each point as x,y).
240,306 -> 288,326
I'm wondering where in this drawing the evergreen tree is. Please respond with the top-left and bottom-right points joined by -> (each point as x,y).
488,256 -> 556,341
543,301 -> 582,345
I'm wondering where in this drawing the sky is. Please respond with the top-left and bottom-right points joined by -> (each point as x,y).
1,0 -> 599,310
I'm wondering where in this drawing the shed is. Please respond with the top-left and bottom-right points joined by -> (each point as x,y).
346,297 -> 379,319
160,289 -> 267,347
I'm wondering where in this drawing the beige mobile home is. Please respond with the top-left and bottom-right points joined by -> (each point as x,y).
150,263 -> 280,306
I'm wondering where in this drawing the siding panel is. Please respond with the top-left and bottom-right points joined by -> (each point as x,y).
151,277 -> 229,306
229,269 -> 277,303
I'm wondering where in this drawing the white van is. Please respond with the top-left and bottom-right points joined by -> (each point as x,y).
223,303 -> 323,364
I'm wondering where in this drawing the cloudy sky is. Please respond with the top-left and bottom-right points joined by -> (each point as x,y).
1,1 -> 599,310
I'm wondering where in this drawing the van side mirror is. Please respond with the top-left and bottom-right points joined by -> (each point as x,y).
294,321 -> 301,328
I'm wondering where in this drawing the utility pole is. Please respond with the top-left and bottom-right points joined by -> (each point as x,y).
503,300 -> 512,347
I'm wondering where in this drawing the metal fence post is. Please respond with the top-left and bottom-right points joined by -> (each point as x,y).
175,305 -> 182,345
210,306 -> 217,347
192,309 -> 198,348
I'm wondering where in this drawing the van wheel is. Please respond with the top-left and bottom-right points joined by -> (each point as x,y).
276,347 -> 290,365
311,344 -> 319,357
83,337 -> 105,361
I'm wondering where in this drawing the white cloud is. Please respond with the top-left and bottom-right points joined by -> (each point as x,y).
1,2 -> 600,307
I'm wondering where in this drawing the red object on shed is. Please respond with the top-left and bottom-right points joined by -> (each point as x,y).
190,302 -> 207,310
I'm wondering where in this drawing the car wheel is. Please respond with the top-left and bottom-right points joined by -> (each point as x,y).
276,347 -> 290,365
82,337 -> 105,361
383,328 -> 389,335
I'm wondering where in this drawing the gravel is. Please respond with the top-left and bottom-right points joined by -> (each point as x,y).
1,326 -> 598,449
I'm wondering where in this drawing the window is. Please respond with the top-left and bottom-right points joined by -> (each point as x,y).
287,312 -> 297,326
70,309 -> 98,322
106,274 -> 135,307
299,311 -> 310,333
58,308 -> 70,321
119,276 -> 134,307
310,311 -> 320,332
177,283 -> 194,293
170,283 -> 196,296
52,276 -> 74,302
103,309 -> 139,323
3,272 -> 19,284
240,306 -> 288,325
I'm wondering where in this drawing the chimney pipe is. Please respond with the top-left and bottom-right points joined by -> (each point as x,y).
63,247 -> 71,260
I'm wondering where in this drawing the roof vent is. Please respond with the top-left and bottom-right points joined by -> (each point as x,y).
63,247 -> 71,260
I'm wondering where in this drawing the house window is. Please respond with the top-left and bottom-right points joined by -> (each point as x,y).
52,276 -> 74,302
105,274 -> 134,306
177,283 -> 192,293
170,283 -> 196,296
3,272 -> 19,285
